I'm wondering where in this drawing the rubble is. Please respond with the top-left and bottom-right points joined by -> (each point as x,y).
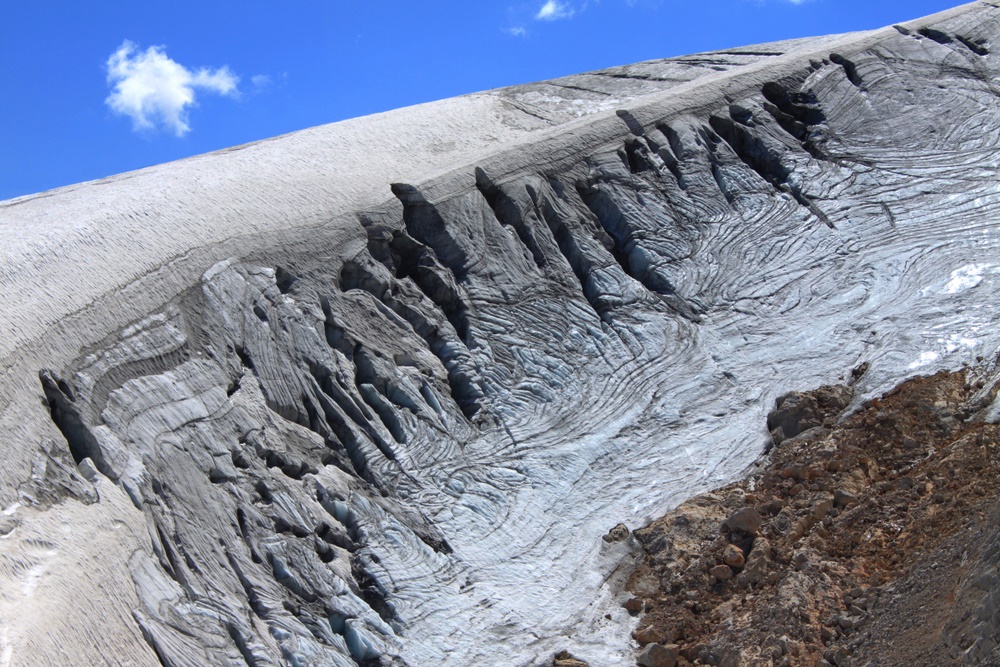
626,368 -> 1000,665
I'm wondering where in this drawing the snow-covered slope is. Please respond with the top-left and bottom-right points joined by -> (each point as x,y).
2,3 -> 1000,665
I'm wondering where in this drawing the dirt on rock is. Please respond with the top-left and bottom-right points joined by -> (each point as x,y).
624,366 -> 1000,666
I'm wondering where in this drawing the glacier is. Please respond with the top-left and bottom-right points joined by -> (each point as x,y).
1,3 -> 1000,665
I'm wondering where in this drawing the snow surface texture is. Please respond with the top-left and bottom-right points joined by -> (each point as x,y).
2,3 -> 1000,665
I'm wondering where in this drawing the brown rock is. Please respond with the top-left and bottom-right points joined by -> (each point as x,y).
787,464 -> 810,481
633,624 -> 661,645
631,569 -> 660,597
724,507 -> 763,535
624,597 -> 644,614
553,650 -> 589,667
681,644 -> 706,662
824,647 -> 851,666
834,489 -> 858,508
736,537 -> 771,587
850,361 -> 870,383
789,514 -> 816,541
709,564 -> 734,580
767,385 -> 853,444
603,522 -> 630,542
768,392 -> 820,444
723,544 -> 745,568
637,643 -> 679,667
761,498 -> 785,515
813,497 -> 834,520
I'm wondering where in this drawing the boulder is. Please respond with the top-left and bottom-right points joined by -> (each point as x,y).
768,385 -> 853,444
603,523 -> 631,543
637,643 -> 679,667
724,508 -> 763,535
723,544 -> 746,568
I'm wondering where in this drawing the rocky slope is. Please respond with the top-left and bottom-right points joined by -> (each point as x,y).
2,3 -> 1000,666
622,363 -> 1000,666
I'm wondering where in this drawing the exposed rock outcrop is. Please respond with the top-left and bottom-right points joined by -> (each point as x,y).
626,366 -> 1000,665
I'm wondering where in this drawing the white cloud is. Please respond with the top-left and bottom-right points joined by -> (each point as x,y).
505,26 -> 528,37
251,74 -> 272,89
105,41 -> 239,136
536,0 -> 575,20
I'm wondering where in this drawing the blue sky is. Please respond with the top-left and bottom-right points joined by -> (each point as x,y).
0,0 -> 964,200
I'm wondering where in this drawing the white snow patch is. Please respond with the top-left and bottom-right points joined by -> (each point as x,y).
907,334 -> 977,370
0,626 -> 10,667
941,264 -> 989,294
20,550 -> 57,597
941,333 -> 978,354
908,351 -> 941,369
